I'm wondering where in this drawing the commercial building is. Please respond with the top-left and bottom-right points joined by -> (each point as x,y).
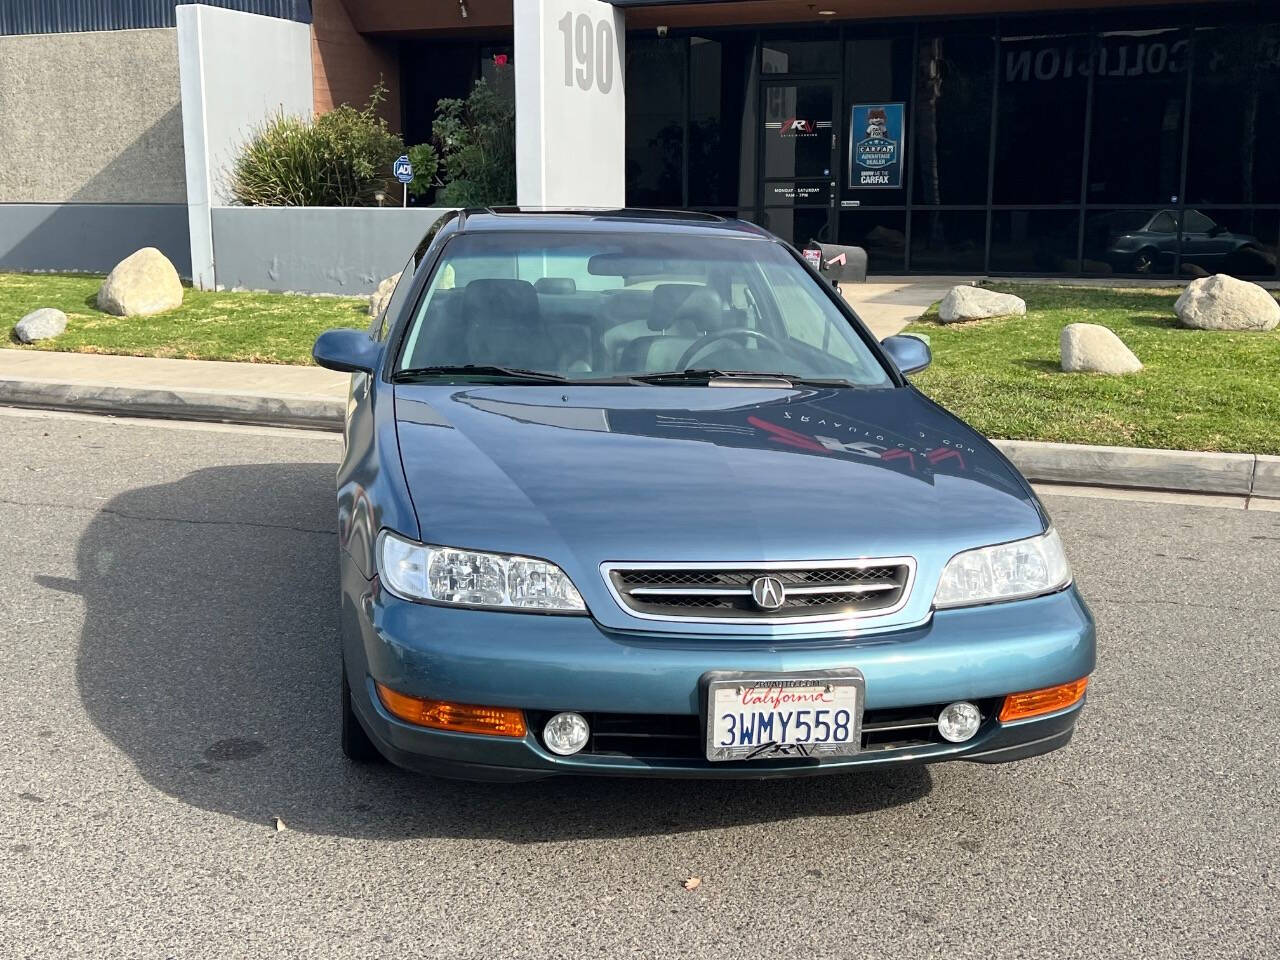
2,0 -> 1277,285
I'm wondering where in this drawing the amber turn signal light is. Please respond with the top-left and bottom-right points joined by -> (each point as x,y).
375,683 -> 527,737
998,677 -> 1089,723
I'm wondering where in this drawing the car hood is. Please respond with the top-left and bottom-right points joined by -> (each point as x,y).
392,383 -> 1047,632
393,384 -> 1046,632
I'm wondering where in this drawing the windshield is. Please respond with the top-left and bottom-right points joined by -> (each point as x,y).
395,232 -> 893,387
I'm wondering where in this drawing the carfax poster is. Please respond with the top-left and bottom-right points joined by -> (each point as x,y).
849,103 -> 904,189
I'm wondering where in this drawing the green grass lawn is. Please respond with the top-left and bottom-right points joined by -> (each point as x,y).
905,283 -> 1280,454
3,272 -> 368,365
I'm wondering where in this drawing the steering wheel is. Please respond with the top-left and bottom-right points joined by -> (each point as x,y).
675,328 -> 784,370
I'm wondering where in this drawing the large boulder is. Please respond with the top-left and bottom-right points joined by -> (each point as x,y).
1060,323 -> 1142,375
1174,274 -> 1280,331
368,271 -> 402,318
96,247 -> 183,317
938,286 -> 1026,323
13,307 -> 68,343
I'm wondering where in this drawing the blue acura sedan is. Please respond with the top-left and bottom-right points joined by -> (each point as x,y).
313,208 -> 1095,781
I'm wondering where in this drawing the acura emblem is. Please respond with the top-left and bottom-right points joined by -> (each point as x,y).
751,575 -> 786,611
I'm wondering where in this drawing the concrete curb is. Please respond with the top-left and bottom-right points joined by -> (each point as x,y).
0,377 -> 344,431
991,439 -> 1269,498
1,376 -> 1275,498
1253,455 -> 1280,499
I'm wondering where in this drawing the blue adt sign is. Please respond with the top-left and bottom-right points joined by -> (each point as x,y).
393,155 -> 413,184
849,103 -> 904,190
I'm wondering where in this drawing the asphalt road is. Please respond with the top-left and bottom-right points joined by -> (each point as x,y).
1,409 -> 1276,959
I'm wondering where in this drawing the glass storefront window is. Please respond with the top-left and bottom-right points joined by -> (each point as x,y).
1187,24 -> 1280,205
762,36 -> 839,75
617,15 -> 1280,273
1257,25 -> 1280,204
994,31 -> 1089,204
989,210 -> 1080,273
910,210 -> 986,272
839,211 -> 907,273
913,28 -> 995,205
688,36 -> 754,207
762,82 -> 836,180
1082,208 -> 1178,276
1086,27 -> 1188,205
625,38 -> 685,207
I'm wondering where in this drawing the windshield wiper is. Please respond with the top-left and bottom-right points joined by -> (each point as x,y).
392,364 -> 570,384
629,369 -> 859,388
627,368 -> 741,384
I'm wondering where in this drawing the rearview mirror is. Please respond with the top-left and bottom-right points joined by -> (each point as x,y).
313,328 -> 381,374
588,252 -> 677,276
880,334 -> 931,375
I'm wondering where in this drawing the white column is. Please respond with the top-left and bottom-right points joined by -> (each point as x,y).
177,5 -> 214,289
515,0 -> 626,208
177,5 -> 312,289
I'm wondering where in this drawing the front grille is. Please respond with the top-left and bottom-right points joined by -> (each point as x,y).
527,702 -> 994,760
604,560 -> 914,622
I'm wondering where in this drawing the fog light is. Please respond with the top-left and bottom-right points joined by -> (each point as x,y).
938,701 -> 982,743
543,712 -> 590,756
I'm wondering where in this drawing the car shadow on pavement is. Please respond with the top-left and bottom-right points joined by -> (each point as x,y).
73,462 -> 931,841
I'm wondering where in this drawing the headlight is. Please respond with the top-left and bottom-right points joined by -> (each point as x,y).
377,530 -> 586,614
933,528 -> 1071,609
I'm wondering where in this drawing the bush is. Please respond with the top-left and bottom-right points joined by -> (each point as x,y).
406,142 -> 440,200
419,67 -> 516,207
231,84 -> 404,206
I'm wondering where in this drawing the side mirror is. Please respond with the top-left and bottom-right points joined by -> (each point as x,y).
881,334 -> 931,375
313,328 -> 381,374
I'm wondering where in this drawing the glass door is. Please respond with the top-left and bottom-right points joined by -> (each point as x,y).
758,80 -> 839,247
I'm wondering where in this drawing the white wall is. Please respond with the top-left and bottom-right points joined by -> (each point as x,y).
178,4 -> 312,289
514,0 -> 626,208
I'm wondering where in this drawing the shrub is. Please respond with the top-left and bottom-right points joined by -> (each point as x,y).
406,142 -> 440,200
424,67 -> 516,207
231,84 -> 404,206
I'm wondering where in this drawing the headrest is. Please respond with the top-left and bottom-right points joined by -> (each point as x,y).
463,279 -> 539,323
648,283 -> 703,331
534,277 -> 576,295
673,287 -> 725,333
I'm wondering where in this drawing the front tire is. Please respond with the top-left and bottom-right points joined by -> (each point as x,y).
341,661 -> 383,764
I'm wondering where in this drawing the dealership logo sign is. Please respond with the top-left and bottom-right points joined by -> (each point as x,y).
766,118 -> 832,137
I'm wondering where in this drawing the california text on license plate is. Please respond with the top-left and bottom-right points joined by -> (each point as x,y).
705,676 -> 864,762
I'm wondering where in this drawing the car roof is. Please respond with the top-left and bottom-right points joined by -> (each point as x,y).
452,207 -> 775,240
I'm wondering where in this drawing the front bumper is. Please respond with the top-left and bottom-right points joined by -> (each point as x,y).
341,562 -> 1095,781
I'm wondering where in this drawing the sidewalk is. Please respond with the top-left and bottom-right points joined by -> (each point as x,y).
0,350 -> 347,397
0,350 -> 347,429
842,276 -> 967,339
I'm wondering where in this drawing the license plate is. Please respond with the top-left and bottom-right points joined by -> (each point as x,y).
705,674 -> 864,762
